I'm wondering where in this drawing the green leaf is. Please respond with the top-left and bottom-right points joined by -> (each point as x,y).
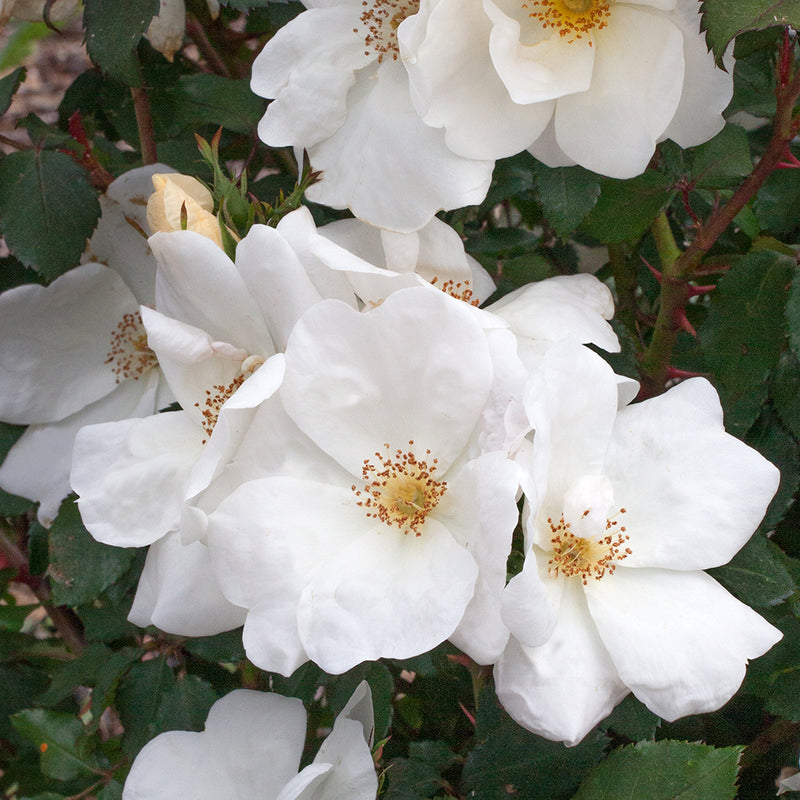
165,74 -> 265,135
743,608 -> 800,720
0,663 -> 50,741
711,534 -> 796,608
327,661 -> 394,740
116,659 -> 217,758
582,172 -> 675,244
384,757 -> 444,800
701,0 -> 800,66
786,267 -> 800,356
571,740 -> 742,800
11,708 -> 98,781
532,163 -> 601,239
183,628 -> 246,663
90,646 -> 142,722
0,150 -> 101,280
83,0 -> 160,85
97,782 -> 124,800
37,643 -> 115,707
48,499 -> 138,607
0,421 -> 35,515
699,251 -> 793,435
745,407 -> 800,531
0,66 -> 26,116
462,688 -> 607,800
690,125 -> 753,190
772,352 -> 800,439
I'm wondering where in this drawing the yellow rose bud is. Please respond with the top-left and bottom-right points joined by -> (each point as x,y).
147,173 -> 223,247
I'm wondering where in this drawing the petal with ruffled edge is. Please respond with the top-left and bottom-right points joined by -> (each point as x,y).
149,230 -> 273,355
128,531 -> 247,636
206,475 -> 358,675
1,371 -> 159,526
659,0 -> 733,148
305,59 -> 493,233
253,5 -> 372,148
501,548 -> 560,649
400,0 -> 555,160
71,410 -> 204,547
298,514 -> 478,674
495,579 -> 629,745
488,273 -> 618,353
82,164 -> 171,306
603,378 -> 780,570
181,355 -> 286,543
586,567 -> 782,721
522,341 -> 619,544
486,0 -> 595,104
281,683 -> 377,800
443,452 -> 520,664
0,263 -> 143,424
140,307 -> 256,432
234,221 -> 343,352
553,6 -> 684,178
281,287 -> 493,476
123,691 -> 306,800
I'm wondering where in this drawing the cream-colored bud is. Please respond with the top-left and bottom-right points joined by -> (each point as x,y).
147,173 -> 223,247
145,0 -> 185,62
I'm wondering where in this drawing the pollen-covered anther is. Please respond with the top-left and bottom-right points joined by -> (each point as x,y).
354,0 -> 420,62
430,276 -> 479,306
352,440 -> 447,535
522,0 -> 611,43
547,508 -> 631,584
194,374 -> 246,443
105,311 -> 158,382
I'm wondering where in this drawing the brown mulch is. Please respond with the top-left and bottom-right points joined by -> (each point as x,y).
0,15 -> 90,152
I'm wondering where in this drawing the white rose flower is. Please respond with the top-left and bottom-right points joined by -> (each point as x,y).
319,215 -> 497,307
206,287 -> 521,675
400,0 -> 733,178
495,341 -> 783,745
0,165 -> 172,525
250,0 -> 494,232
70,213 -> 376,635
123,681 -> 377,800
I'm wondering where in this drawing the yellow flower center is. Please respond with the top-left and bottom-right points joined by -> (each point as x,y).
355,0 -> 420,62
352,441 -> 447,535
105,311 -> 158,382
547,508 -> 630,584
523,0 -> 612,42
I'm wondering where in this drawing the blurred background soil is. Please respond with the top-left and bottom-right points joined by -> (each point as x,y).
0,14 -> 90,152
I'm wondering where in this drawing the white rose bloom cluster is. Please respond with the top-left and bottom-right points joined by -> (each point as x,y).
0,161 -> 759,749
0,0 -> 791,793
251,0 -> 733,228
0,156 -> 783,756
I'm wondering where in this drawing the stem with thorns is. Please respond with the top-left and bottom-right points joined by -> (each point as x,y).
638,48 -> 800,397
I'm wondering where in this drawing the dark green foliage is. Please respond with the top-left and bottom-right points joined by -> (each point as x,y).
83,0 -> 160,84
699,251 -> 793,435
571,740 -> 743,800
582,172 -> 676,244
701,0 -> 800,66
48,500 -> 138,607
0,150 -> 101,279
462,688 -> 607,800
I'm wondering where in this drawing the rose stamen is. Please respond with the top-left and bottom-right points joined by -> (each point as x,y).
547,507 -> 631,584
352,440 -> 447,535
